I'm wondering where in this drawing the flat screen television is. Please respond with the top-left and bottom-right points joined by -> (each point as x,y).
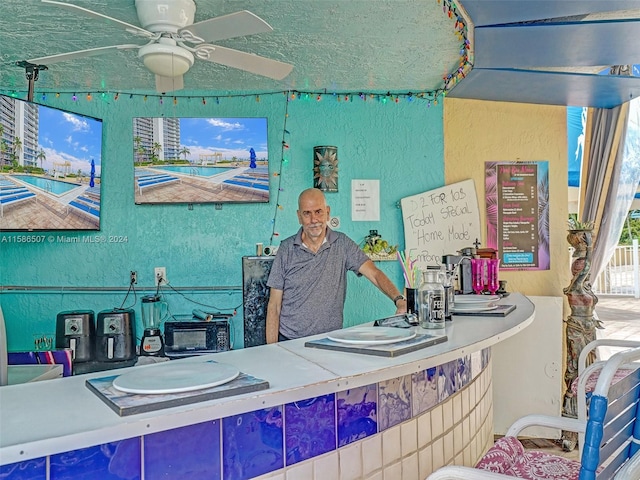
133,117 -> 269,205
0,93 -> 103,231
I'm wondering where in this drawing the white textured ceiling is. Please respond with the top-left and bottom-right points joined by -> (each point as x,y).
0,0 -> 465,96
3,1 -> 640,107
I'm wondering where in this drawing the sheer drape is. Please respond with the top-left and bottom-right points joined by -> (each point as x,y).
578,99 -> 640,281
589,99 -> 640,280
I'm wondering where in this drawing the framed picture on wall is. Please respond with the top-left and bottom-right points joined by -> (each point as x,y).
0,93 -> 103,232
133,117 -> 270,205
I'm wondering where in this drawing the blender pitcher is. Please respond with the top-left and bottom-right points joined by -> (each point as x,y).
140,295 -> 167,356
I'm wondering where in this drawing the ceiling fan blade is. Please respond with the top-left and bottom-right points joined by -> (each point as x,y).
179,10 -> 273,44
27,44 -> 141,65
156,74 -> 184,93
42,0 -> 154,39
198,45 -> 293,80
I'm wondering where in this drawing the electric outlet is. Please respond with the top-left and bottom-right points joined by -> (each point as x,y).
154,267 -> 167,286
130,270 -> 137,284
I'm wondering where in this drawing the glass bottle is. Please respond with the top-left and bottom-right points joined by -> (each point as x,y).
417,266 -> 445,329
440,265 -> 455,320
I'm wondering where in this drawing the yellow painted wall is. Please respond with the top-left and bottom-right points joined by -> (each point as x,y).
443,98 -> 572,298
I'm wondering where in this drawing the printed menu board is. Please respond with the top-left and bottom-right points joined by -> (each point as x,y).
486,161 -> 550,270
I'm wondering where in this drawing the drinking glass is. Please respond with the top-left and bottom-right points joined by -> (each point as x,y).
487,258 -> 500,295
405,288 -> 418,316
470,258 -> 486,295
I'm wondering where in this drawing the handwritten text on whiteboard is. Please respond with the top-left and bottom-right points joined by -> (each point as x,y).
400,179 -> 481,270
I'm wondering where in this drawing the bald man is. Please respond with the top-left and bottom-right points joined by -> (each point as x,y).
266,188 -> 407,342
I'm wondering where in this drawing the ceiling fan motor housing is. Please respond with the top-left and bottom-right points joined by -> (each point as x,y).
139,39 -> 195,77
135,0 -> 196,33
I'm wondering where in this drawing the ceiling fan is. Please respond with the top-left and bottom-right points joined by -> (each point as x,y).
24,0 -> 293,93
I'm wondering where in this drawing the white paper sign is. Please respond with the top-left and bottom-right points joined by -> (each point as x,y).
400,179 -> 481,271
351,179 -> 380,221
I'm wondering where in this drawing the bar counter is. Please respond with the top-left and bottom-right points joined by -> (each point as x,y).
0,293 -> 534,479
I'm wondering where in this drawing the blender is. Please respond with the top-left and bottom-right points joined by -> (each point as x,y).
140,295 -> 168,356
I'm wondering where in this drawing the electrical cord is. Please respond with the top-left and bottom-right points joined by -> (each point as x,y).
163,281 -> 242,315
117,279 -> 138,311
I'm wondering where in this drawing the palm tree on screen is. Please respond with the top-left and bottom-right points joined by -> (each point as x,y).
0,124 -> 5,166
133,136 -> 144,164
179,146 -> 191,161
36,149 -> 46,170
12,137 -> 22,165
151,142 -> 162,162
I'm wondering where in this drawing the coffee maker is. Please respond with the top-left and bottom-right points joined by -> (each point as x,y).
95,309 -> 136,362
55,310 -> 95,363
442,249 -> 475,294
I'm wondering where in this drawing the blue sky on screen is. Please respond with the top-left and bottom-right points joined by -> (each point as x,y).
38,104 -> 103,176
176,117 -> 268,162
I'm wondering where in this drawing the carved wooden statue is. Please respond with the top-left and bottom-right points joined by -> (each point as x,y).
561,226 -> 600,451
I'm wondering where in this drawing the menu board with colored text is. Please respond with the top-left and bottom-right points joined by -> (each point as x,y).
485,161 -> 550,270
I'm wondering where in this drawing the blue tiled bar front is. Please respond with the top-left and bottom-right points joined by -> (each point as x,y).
0,294 -> 534,480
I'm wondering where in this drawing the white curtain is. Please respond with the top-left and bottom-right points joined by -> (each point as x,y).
577,93 -> 640,282
587,98 -> 640,280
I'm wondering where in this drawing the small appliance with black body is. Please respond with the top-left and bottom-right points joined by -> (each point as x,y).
139,295 -> 167,356
55,310 -> 95,363
164,312 -> 232,358
95,309 -> 136,362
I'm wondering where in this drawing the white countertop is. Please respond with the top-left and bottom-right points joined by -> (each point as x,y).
0,293 -> 534,466
7,364 -> 63,385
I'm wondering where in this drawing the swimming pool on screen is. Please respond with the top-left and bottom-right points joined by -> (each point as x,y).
154,166 -> 235,177
10,175 -> 82,195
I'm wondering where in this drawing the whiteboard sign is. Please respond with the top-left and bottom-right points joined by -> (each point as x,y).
400,179 -> 481,270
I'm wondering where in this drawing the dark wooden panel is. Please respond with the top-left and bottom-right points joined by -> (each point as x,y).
242,256 -> 274,348
461,0 -> 640,27
447,68 -> 640,108
475,20 -> 640,69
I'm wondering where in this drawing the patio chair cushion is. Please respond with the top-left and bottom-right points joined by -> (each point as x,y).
570,364 -> 636,396
475,436 -> 582,480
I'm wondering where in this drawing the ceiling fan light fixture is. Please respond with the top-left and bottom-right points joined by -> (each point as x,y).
139,42 -> 194,77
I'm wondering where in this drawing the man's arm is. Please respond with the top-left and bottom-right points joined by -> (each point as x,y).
266,287 -> 283,343
358,259 -> 407,313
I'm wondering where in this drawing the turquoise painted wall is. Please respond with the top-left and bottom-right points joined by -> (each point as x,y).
0,92 -> 444,351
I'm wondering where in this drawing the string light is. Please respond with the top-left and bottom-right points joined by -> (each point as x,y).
6,7 -> 469,109
3,3 -> 469,108
3,88 -> 452,106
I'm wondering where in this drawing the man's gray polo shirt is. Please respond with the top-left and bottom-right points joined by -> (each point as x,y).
267,227 -> 369,339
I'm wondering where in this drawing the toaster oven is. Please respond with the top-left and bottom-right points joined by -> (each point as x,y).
163,317 -> 231,358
